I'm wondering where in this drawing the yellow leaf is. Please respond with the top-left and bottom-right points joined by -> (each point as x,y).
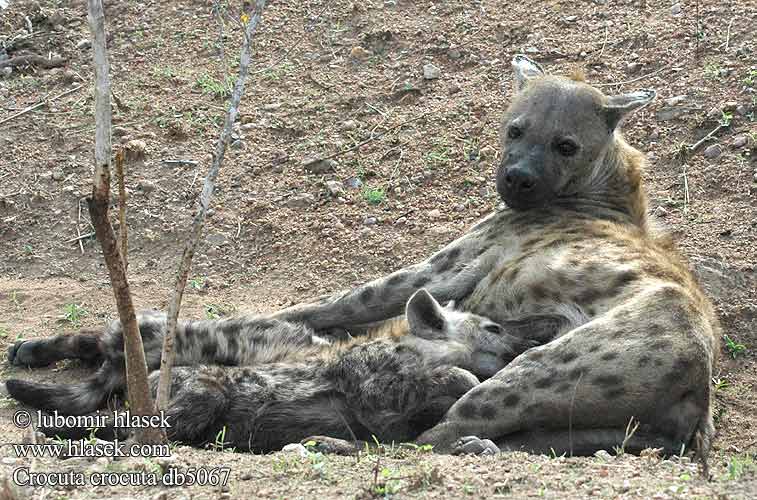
241,13 -> 250,23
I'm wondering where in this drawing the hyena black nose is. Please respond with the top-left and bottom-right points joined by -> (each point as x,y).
504,167 -> 536,193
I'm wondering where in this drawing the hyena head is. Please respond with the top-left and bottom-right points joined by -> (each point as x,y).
405,289 -> 528,378
496,54 -> 655,215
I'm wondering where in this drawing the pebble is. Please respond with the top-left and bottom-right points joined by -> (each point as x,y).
649,130 -> 660,140
281,443 -> 309,458
423,63 -> 441,80
363,216 -> 377,226
618,480 -> 632,493
76,39 -> 91,50
325,180 -> 344,197
152,492 -> 168,500
137,180 -> 157,193
395,217 -> 407,225
0,67 -> 11,78
1,457 -> 18,465
664,95 -> 687,106
732,135 -> 748,148
703,144 -> 722,159
564,15 -> 578,22
344,176 -> 363,189
594,450 -> 614,461
285,193 -> 314,208
341,120 -> 358,131
671,3 -> 682,16
626,62 -> 642,74
113,126 -> 130,137
654,206 -> 668,217
448,48 -> 462,60
350,46 -> 370,60
51,168 -> 64,181
736,104 -> 749,116
706,107 -> 721,120
304,158 -> 336,174
428,208 -> 442,218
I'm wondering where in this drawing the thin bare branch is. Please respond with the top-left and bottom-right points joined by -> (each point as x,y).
115,149 -> 128,269
156,0 -> 268,410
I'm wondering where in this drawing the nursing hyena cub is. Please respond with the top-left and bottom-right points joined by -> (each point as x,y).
5,290 -> 547,451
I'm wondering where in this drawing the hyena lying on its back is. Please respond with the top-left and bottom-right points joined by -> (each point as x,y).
5,290 -> 558,451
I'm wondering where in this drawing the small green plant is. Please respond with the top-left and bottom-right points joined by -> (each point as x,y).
743,69 -> 757,87
63,303 -> 87,327
719,110 -> 733,127
723,334 -> 747,359
362,187 -> 385,205
613,417 -> 640,457
189,277 -> 206,290
0,326 -> 8,339
213,426 -> 228,452
704,63 -> 722,80
195,73 -> 234,99
204,303 -> 235,319
22,244 -> 33,255
425,141 -> 451,167
712,377 -> 730,391
726,454 -> 755,480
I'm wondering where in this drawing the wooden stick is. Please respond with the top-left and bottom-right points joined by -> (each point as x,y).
115,149 -> 128,270
86,0 -> 164,444
0,54 -> 66,69
155,0 -> 268,410
0,85 -> 81,126
596,65 -> 669,88
689,123 -> 725,152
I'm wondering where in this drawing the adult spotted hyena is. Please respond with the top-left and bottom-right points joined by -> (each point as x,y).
269,56 -> 720,462
5,289 -> 549,451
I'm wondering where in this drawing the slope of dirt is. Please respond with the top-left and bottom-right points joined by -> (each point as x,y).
0,0 -> 755,498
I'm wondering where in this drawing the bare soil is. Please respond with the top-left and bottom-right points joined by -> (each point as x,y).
0,0 -> 755,498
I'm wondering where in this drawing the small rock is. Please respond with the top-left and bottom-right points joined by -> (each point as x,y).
626,62 -> 642,74
206,233 -> 229,247
363,216 -> 377,226
448,83 -> 461,94
479,145 -> 496,161
76,39 -> 91,50
649,129 -> 660,140
706,107 -> 721,120
448,48 -> 462,60
263,102 -> 281,111
670,3 -> 682,16
736,104 -> 749,116
341,120 -> 358,131
564,15 -> 578,22
281,443 -> 309,458
350,46 -> 370,60
753,171 -> 757,183
344,177 -> 363,189
51,168 -> 64,181
594,449 -> 613,461
152,492 -> 168,500
1,457 -> 18,465
285,193 -> 315,208
428,208 -> 442,219
723,101 -> 738,112
423,63 -> 441,80
703,144 -> 722,159
325,180 -> 344,197
137,180 -> 156,193
732,135 -> 748,148
113,126 -> 129,137
240,472 -> 253,481
395,217 -> 407,225
0,67 -> 11,78
231,139 -> 244,149
304,158 -> 336,174
124,139 -> 147,163
653,206 -> 668,217
618,480 -> 631,493
664,95 -> 687,106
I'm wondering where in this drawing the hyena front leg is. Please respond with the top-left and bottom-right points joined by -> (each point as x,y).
270,239 -> 502,332
418,287 -> 714,458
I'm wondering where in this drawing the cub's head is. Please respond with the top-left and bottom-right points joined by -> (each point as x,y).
405,289 -> 530,379
497,55 -> 655,211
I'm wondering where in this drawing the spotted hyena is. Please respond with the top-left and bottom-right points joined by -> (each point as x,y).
5,55 -> 718,464
4,289 -> 556,450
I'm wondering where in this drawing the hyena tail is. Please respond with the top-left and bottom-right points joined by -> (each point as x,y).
3,359 -> 124,415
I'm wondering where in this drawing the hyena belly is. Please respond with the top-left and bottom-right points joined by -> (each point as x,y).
4,312 -> 324,415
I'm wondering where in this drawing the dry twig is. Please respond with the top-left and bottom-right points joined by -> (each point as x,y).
0,85 -> 81,126
0,54 -> 66,69
156,0 -> 268,410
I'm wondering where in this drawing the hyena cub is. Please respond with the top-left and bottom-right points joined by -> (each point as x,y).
4,290 -> 550,451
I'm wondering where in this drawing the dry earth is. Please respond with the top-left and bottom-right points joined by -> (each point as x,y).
0,0 -> 755,498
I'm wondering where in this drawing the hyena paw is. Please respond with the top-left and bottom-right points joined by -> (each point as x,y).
451,436 -> 500,456
7,340 -> 48,367
300,436 -> 364,455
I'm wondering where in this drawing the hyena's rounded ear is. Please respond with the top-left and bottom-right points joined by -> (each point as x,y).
444,300 -> 456,310
604,89 -> 656,130
406,288 -> 446,334
512,54 -> 546,92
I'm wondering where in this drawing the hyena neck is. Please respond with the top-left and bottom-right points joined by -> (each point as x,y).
560,135 -> 649,230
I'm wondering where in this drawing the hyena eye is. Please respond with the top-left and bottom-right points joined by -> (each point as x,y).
556,140 -> 579,157
507,125 -> 523,140
483,323 -> 502,334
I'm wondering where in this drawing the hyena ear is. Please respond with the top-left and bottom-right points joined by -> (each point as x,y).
406,288 -> 447,336
512,54 -> 546,92
444,300 -> 456,310
604,89 -> 656,130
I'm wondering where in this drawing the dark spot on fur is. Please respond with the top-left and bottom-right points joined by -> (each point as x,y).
201,341 -> 217,359
611,270 -> 639,293
412,276 -> 430,288
456,401 -> 478,419
588,344 -> 601,353
138,322 -> 160,342
593,374 -> 623,387
359,287 -> 375,303
556,382 -> 572,393
387,273 -> 406,286
600,351 -> 618,361
434,254 -> 456,274
638,355 -> 650,367
603,387 -> 625,399
534,376 -> 554,389
574,287 -> 603,305
559,351 -> 579,363
528,349 -> 544,360
650,339 -> 670,351
252,319 -> 277,331
568,367 -> 588,380
480,403 -> 497,420
532,284 -> 549,301
648,324 -> 665,336
503,394 -> 520,406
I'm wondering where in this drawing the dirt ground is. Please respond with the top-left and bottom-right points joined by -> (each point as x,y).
0,0 -> 755,498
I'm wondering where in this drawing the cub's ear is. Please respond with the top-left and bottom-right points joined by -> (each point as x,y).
512,54 -> 546,92
604,89 -> 656,130
406,288 -> 447,336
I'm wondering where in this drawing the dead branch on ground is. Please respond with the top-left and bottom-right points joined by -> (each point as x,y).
156,0 -> 268,410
